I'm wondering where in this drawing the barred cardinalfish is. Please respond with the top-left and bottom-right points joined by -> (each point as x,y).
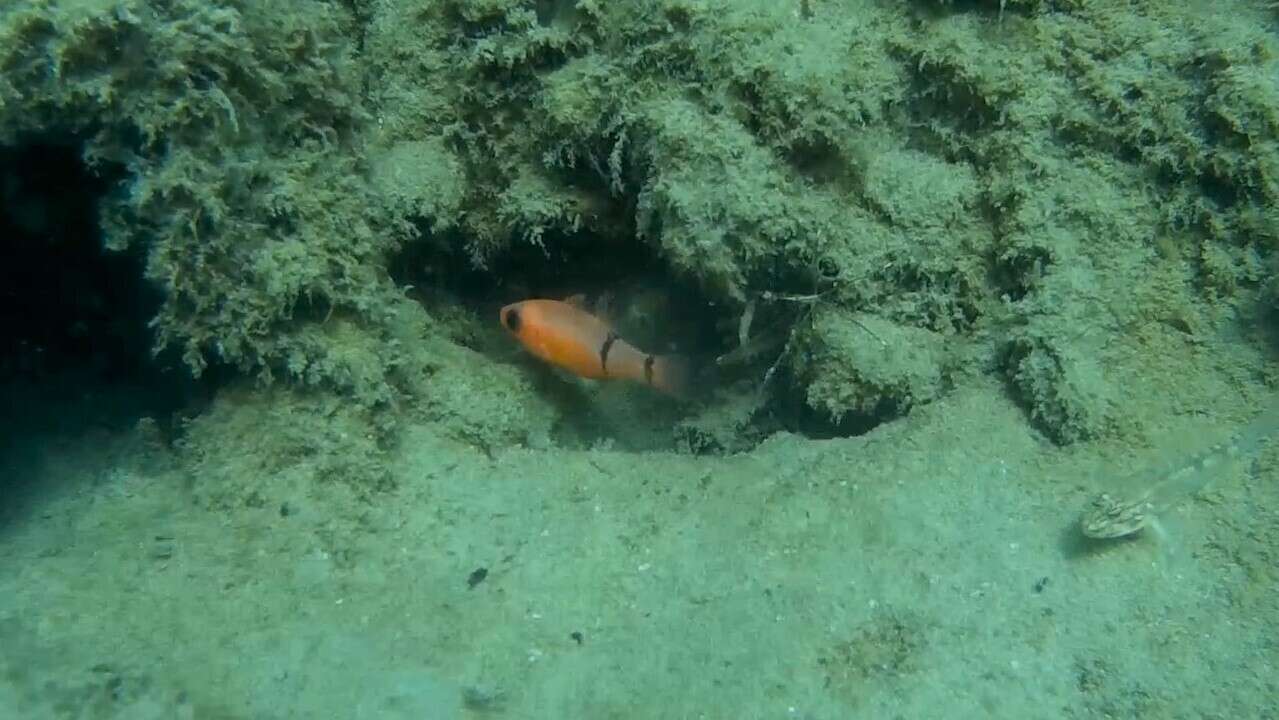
499,296 -> 690,397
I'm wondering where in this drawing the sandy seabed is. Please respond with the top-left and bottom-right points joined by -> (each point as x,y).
2,378 -> 1275,719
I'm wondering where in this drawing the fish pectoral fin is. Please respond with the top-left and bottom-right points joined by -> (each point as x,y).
552,366 -> 600,392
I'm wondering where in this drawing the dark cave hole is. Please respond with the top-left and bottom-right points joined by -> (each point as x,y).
797,398 -> 900,441
389,224 -> 751,451
0,137 -> 199,441
390,226 -> 732,370
389,224 -> 901,444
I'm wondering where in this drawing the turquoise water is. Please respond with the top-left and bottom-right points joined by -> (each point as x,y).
3,1 -> 1279,718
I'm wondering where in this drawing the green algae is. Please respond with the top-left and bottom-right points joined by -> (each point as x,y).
3,0 -> 1278,448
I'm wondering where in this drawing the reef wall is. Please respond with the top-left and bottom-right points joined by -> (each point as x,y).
3,0 -> 1276,446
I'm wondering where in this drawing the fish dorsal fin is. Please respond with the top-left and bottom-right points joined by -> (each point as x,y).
562,291 -> 617,323
593,291 -> 615,325
563,292 -> 615,323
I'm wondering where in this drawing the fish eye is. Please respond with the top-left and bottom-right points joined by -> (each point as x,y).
504,308 -> 521,332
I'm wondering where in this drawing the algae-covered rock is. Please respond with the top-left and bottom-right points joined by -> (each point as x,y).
0,0 -> 402,402
369,139 -> 466,236
859,146 -> 979,234
4,0 -> 1278,445
411,334 -> 560,453
673,389 -> 770,455
635,95 -> 819,300
1006,331 -> 1114,445
1001,259 -> 1119,444
794,307 -> 951,423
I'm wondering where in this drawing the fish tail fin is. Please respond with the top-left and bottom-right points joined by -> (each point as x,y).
650,354 -> 693,399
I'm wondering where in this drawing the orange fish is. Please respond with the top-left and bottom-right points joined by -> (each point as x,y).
499,297 -> 690,397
